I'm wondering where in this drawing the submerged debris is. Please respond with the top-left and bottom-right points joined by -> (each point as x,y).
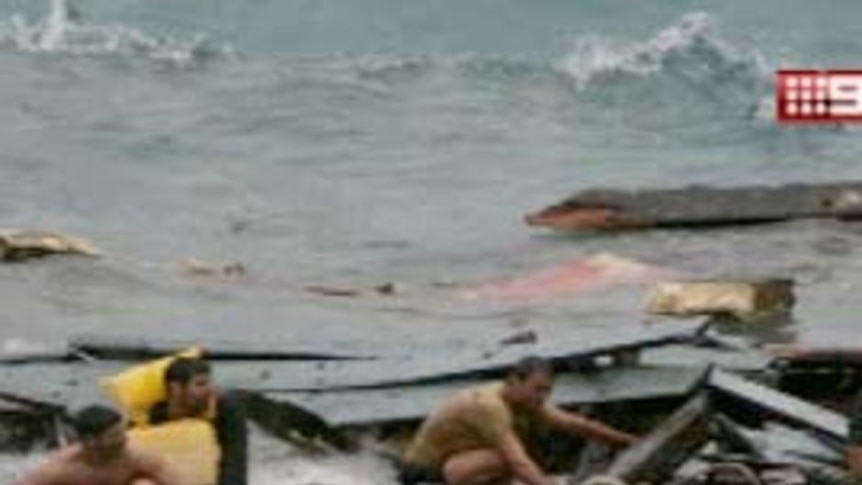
176,258 -> 247,279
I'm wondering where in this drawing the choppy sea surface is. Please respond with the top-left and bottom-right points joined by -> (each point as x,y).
2,0 -> 862,482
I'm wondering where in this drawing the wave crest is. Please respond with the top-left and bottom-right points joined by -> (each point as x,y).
0,0 -> 233,68
559,12 -> 766,88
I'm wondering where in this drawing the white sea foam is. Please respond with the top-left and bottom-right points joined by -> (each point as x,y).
0,0 -> 233,67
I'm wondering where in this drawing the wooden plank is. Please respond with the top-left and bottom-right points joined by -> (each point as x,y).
0,323 -> 702,412
0,350 -> 77,365
641,345 -> 771,373
526,181 -> 862,230
767,345 -> 862,366
600,393 -> 711,483
645,279 -> 795,321
0,230 -> 100,261
260,365 -> 710,427
233,321 -> 705,392
708,369 -> 848,441
233,390 -> 351,451
0,363 -> 116,411
710,413 -> 765,459
67,335 -> 374,361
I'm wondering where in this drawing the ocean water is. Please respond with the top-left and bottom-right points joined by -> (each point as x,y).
2,0 -> 862,482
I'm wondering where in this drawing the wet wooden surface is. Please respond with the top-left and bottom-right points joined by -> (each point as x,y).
527,181 -> 862,230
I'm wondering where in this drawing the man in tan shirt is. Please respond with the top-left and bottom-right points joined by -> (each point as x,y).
400,356 -> 636,485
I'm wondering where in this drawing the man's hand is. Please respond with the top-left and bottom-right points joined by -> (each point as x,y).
498,431 -> 557,485
543,406 -> 637,448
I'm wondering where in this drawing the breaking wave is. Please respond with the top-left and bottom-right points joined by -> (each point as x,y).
0,0 -> 233,68
330,13 -> 772,127
557,12 -> 772,122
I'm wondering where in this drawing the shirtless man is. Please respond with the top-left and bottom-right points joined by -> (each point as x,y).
400,356 -> 637,485
16,405 -> 187,485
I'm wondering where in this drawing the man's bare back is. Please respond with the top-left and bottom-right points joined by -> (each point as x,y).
16,405 -> 186,485
18,443 -> 177,485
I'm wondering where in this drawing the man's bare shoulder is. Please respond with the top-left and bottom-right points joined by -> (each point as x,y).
125,443 -> 168,472
16,447 -> 85,485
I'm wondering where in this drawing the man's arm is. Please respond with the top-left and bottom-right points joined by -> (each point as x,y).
214,393 -> 248,485
497,431 -> 557,485
543,405 -> 636,447
15,459 -> 64,485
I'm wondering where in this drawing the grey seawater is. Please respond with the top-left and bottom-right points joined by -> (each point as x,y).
2,0 -> 862,482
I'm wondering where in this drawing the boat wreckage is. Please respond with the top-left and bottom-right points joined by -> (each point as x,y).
525,181 -> 862,231
0,230 -> 99,262
0,318 -> 858,484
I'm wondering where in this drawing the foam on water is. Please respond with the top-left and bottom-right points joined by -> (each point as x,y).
0,0 -> 233,68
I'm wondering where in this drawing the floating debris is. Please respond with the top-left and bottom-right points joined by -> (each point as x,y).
526,181 -> 862,231
176,258 -> 246,279
645,279 -> 795,321
0,230 -> 100,262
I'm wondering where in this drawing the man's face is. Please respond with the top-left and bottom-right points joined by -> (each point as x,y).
84,422 -> 127,461
176,372 -> 214,416
511,371 -> 553,410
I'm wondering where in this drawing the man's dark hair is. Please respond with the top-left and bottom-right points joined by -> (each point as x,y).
72,405 -> 123,439
164,356 -> 211,386
508,356 -> 553,381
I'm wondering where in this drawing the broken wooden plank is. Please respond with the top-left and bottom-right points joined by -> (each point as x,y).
0,350 -> 78,365
233,390 -> 351,451
0,362 -> 116,412
767,344 -> 862,366
261,365 -> 710,428
238,321 -> 706,391
641,345 -> 771,374
708,369 -> 848,441
710,413 -> 766,459
645,279 -> 795,321
67,335 -> 374,361
599,393 -> 711,484
0,323 -> 704,412
0,230 -> 100,261
526,181 -> 862,230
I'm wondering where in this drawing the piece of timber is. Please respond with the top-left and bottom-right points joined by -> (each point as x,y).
234,321 -> 705,391
641,345 -> 770,374
0,323 -> 704,411
0,363 -> 116,411
260,365 -> 710,428
233,390 -> 351,451
645,279 -> 795,321
710,413 -> 766,459
708,369 -> 848,442
767,345 -> 862,366
0,323 -> 702,413
67,335 -> 373,361
0,230 -> 100,262
598,393 -> 711,484
525,181 -> 862,230
0,350 -> 78,364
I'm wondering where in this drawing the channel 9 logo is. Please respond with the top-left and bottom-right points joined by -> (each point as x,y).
776,70 -> 862,123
